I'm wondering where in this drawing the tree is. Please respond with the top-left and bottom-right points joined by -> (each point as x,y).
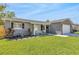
0,4 -> 15,25
0,4 -> 15,38
0,4 -> 6,38
0,4 -> 6,18
0,4 -> 6,25
46,19 -> 50,22
6,11 -> 15,18
0,4 -> 6,12
0,4 -> 15,18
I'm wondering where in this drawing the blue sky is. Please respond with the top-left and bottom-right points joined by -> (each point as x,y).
6,3 -> 79,24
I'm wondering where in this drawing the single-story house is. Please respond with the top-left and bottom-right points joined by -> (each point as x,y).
2,18 -> 73,36
72,24 -> 79,31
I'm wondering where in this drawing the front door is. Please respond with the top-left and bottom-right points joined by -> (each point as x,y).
46,25 -> 49,33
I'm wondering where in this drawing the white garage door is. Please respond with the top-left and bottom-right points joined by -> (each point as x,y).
63,24 -> 70,34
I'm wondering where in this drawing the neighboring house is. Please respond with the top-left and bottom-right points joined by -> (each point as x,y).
2,18 -> 73,36
72,24 -> 79,31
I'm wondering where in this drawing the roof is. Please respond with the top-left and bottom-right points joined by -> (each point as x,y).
51,18 -> 73,24
2,17 -> 50,25
73,24 -> 79,26
2,17 -> 73,25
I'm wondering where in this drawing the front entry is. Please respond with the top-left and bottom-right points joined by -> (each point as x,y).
46,25 -> 49,33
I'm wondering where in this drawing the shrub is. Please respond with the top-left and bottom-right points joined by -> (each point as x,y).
0,25 -> 6,38
73,30 -> 77,32
0,19 -> 4,25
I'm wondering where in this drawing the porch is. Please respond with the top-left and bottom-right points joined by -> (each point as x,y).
32,24 -> 50,36
4,20 -> 50,38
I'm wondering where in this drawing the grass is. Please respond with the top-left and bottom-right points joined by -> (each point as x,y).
74,32 -> 79,34
0,36 -> 79,55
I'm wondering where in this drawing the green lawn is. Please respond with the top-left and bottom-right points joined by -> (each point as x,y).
0,36 -> 79,55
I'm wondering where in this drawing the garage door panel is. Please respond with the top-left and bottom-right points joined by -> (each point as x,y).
63,24 -> 70,34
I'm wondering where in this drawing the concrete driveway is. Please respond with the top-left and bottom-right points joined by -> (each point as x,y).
64,33 -> 79,36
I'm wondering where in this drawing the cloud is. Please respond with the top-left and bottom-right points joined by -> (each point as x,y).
22,4 -> 79,22
6,3 -> 79,23
34,4 -> 79,18
25,3 -> 64,17
7,3 -> 65,17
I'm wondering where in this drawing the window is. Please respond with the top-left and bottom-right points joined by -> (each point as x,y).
14,23 -> 22,28
41,25 -> 44,30
11,22 -> 13,28
22,23 -> 24,29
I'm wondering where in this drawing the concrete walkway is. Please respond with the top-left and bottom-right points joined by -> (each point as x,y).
64,33 -> 79,36
54,35 -> 69,37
